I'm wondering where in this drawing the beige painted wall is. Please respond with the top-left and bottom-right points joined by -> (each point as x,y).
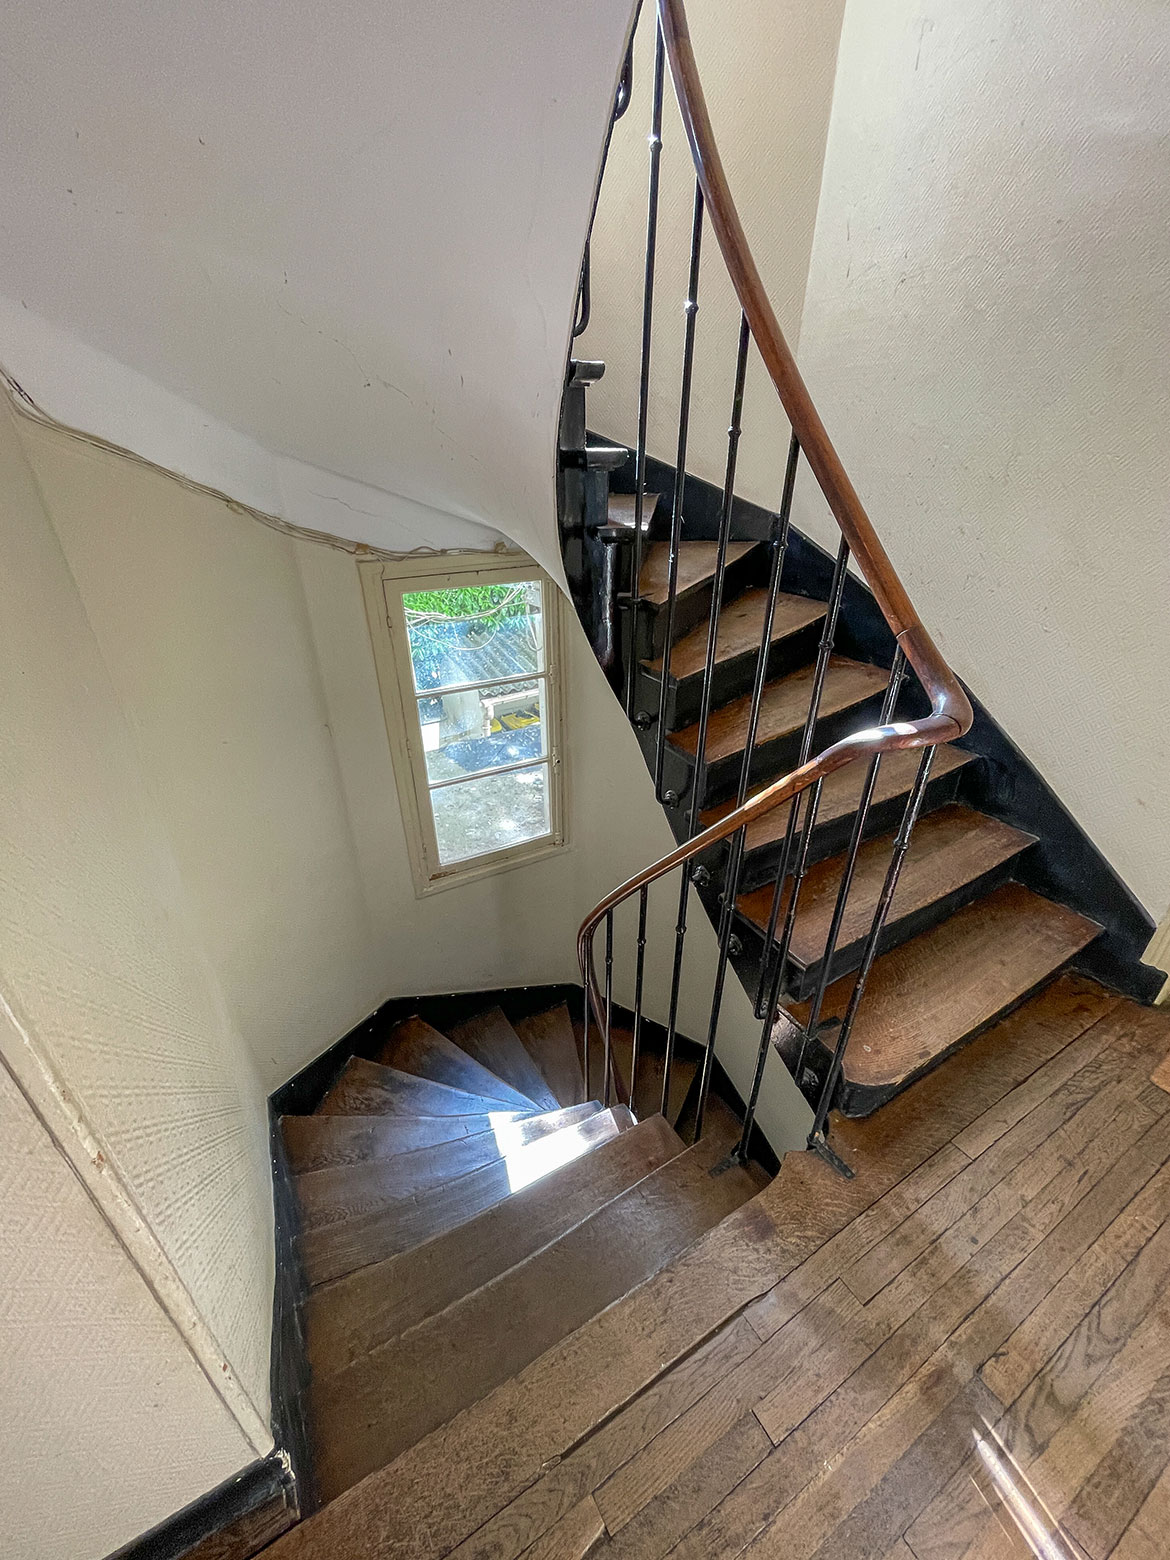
580,0 -> 847,508
0,1051 -> 256,1560
793,0 -> 1170,923
0,386 -> 812,1548
0,403 -> 273,1542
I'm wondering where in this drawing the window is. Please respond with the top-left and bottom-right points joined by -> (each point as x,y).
360,553 -> 565,892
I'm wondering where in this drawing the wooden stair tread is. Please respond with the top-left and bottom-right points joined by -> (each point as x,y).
376,1014 -> 537,1112
299,1106 -> 636,1287
447,1006 -> 562,1113
671,655 -> 888,764
315,1057 -> 526,1120
637,541 -> 753,608
644,588 -> 826,679
310,1128 -> 760,1501
304,1113 -> 687,1377
514,1003 -> 586,1108
280,1108 -> 542,1175
293,1103 -> 611,1232
790,882 -> 1100,1093
738,803 -> 1036,970
701,742 -> 974,854
607,491 -> 660,532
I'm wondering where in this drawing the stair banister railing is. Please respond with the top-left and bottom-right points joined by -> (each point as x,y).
577,0 -> 973,1170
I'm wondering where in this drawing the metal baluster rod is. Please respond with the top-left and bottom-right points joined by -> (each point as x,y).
802,647 -> 908,1045
631,884 -> 649,1108
604,909 -> 615,1107
753,533 -> 852,1015
625,23 -> 666,718
707,436 -> 801,1160
684,313 -> 750,1136
807,741 -> 939,1174
652,179 -> 704,799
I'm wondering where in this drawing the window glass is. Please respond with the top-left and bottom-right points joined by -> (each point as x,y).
398,576 -> 556,871
430,762 -> 550,865
403,581 -> 544,692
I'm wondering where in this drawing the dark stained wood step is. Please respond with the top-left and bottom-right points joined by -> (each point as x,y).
304,1113 -> 688,1377
280,1110 -> 523,1175
447,1006 -> 562,1113
607,491 -> 660,533
514,1004 -> 586,1108
376,1014 -> 538,1113
701,743 -> 974,883
737,804 -> 1037,998
645,588 -> 826,681
310,1127 -> 762,1501
315,1056 -> 529,1119
293,1104 -> 612,1232
637,541 -> 754,608
299,1106 -> 638,1287
608,1025 -> 698,1126
789,882 -> 1101,1115
671,655 -> 889,768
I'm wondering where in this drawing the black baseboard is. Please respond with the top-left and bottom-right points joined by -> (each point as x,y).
104,1454 -> 294,1560
269,981 -> 584,1118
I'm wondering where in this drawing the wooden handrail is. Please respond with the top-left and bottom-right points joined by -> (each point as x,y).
577,0 -> 974,1032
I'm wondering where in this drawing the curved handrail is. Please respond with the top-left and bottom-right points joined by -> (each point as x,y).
577,0 -> 973,1032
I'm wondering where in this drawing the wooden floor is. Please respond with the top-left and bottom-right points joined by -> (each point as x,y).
266,975 -> 1170,1560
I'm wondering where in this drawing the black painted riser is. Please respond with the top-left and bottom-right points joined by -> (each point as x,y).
636,546 -> 767,659
718,761 -> 974,894
639,617 -> 826,733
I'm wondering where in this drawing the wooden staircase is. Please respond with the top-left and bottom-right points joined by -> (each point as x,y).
279,1000 -> 766,1506
627,527 -> 1101,1118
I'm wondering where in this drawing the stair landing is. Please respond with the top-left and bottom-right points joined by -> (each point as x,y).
266,975 -> 1170,1560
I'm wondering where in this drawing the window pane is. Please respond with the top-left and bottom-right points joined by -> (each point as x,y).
430,762 -> 550,865
418,680 -> 545,784
403,580 -> 544,693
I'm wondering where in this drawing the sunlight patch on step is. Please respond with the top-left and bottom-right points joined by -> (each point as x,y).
490,1114 -> 602,1193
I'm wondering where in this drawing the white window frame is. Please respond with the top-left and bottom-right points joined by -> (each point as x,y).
359,551 -> 567,897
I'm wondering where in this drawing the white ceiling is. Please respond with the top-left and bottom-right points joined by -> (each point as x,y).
0,0 -> 634,570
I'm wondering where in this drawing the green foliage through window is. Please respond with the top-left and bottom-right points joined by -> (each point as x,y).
403,584 -> 531,626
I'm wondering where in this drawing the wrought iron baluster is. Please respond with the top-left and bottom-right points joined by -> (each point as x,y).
752,534 -> 852,1015
652,178 -> 704,799
581,980 -> 591,1106
807,741 -> 938,1173
801,648 -> 908,1048
631,885 -> 649,1110
604,909 -> 615,1107
699,435 -> 800,1151
625,23 -> 666,718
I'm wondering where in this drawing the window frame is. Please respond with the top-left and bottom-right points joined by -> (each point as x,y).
359,551 -> 567,897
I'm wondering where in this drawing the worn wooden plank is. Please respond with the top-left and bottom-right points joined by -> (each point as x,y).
602,1414 -> 771,1560
1110,1460 -> 1170,1560
315,1056 -> 523,1118
449,1007 -> 563,1114
299,1108 -> 638,1287
644,588 -> 825,678
672,656 -> 887,764
443,1319 -> 762,1560
376,1015 -> 539,1112
738,805 -> 1034,974
595,1282 -> 873,1534
311,1135 -> 760,1502
516,1496 -> 605,1560
840,1008 -> 1162,1306
294,1106 -> 631,1233
280,1109 -> 536,1175
514,1005 -> 586,1109
797,885 -> 1099,1095
637,541 -> 752,607
305,1114 -> 683,1377
1060,1358 -> 1170,1559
